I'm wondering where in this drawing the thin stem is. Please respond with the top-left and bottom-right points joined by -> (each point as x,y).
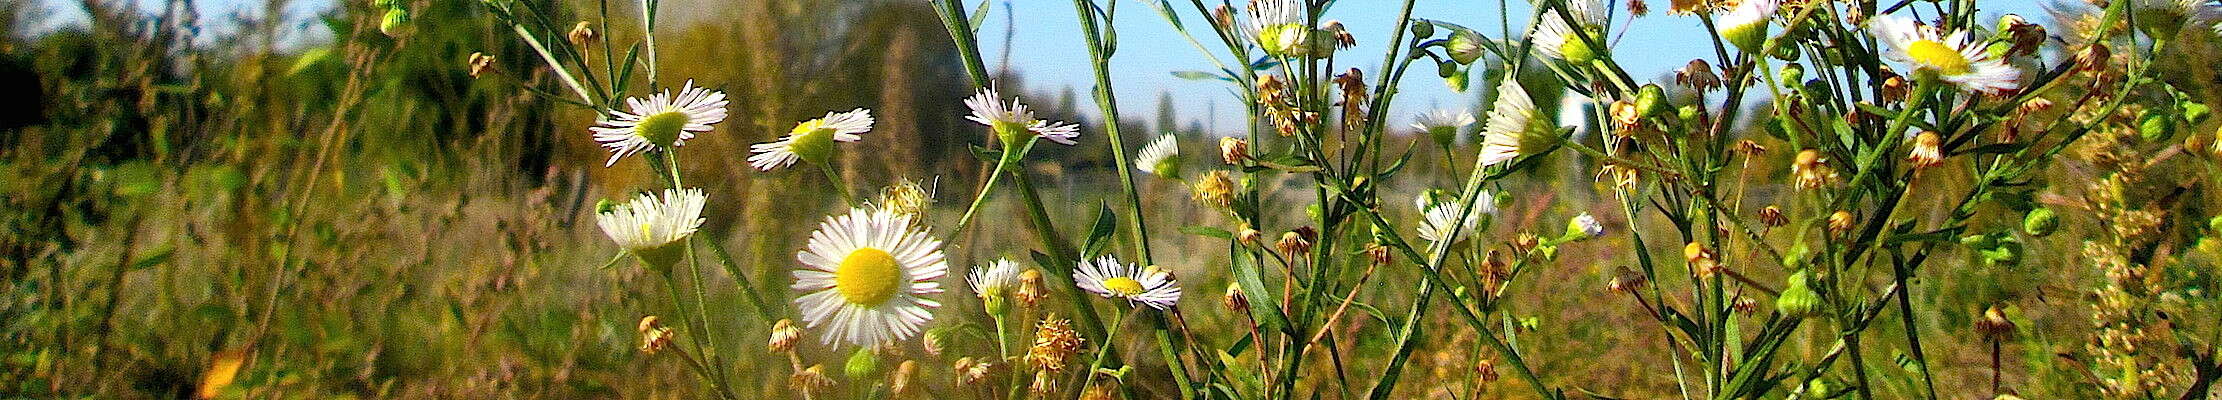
819,162 -> 858,207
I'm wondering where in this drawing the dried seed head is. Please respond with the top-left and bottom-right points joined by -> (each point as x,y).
1827,210 -> 1855,236
1628,0 -> 1650,17
638,316 -> 674,354
1513,232 -> 1542,256
1277,231 -> 1313,256
875,179 -> 933,218
1758,206 -> 1788,227
890,360 -> 919,395
1881,75 -> 1910,104
1476,358 -> 1501,382
1224,283 -> 1251,312
1192,170 -> 1239,208
921,329 -> 947,357
1212,5 -> 1235,29
1607,266 -> 1649,293
567,21 -> 599,47
1732,295 -> 1761,314
1685,242 -> 1720,278
1732,140 -> 1767,157
1220,137 -> 1253,165
467,52 -> 496,79
2076,43 -> 2110,74
1676,59 -> 1721,91
790,364 -> 835,397
1907,131 -> 1944,169
1237,225 -> 1264,246
769,318 -> 803,353
1016,269 -> 1049,309
1029,370 -> 1059,397
1365,243 -> 1393,267
1026,315 -> 1086,373
1793,149 -> 1838,190
1975,305 -> 2017,340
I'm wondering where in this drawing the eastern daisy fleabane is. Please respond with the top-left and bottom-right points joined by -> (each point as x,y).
968,259 -> 1023,314
1246,0 -> 1309,57
792,207 -> 949,347
591,80 -> 729,166
1413,109 -> 1475,147
1532,0 -> 1608,64
1867,15 -> 2020,95
1718,0 -> 1778,53
1565,212 -> 1605,240
1417,194 -> 1494,245
594,188 -> 707,271
964,88 -> 1081,148
747,108 -> 874,171
1074,255 -> 1182,310
1480,79 -> 1562,167
1135,134 -> 1182,178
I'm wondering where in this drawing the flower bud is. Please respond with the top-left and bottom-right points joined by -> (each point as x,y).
2139,111 -> 2177,142
2022,207 -> 2058,237
567,21 -> 599,47
844,347 -> 881,378
1223,283 -> 1250,312
637,316 -> 674,354
1446,27 -> 1486,64
890,360 -> 918,395
1757,206 -> 1788,227
769,318 -> 803,353
1826,210 -> 1854,236
1634,84 -> 1667,117
379,7 -> 413,37
1775,270 -> 1824,318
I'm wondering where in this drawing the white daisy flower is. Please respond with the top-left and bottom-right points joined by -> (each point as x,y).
1531,0 -> 1607,63
595,188 -> 707,270
1566,212 -> 1605,240
590,80 -> 729,167
967,259 -> 1022,299
964,88 -> 1082,146
1246,0 -> 1309,56
1135,134 -> 1182,178
792,207 -> 949,347
1866,16 -> 2021,95
2135,0 -> 2221,33
747,108 -> 875,171
1417,193 -> 1494,245
1074,255 -> 1182,310
1479,79 -> 1561,167
1412,109 -> 1475,146
1718,0 -> 1778,52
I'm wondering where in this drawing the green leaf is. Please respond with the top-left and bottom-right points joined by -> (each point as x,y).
1171,70 -> 1234,82
288,47 -> 333,76
1229,242 -> 1290,333
129,246 -> 175,271
1081,205 -> 1118,259
968,0 -> 991,34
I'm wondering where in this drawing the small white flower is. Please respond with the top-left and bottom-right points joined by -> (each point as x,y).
1417,193 -> 1494,245
1867,16 -> 2020,95
1718,0 -> 1778,52
792,208 -> 949,347
1531,0 -> 1607,63
1075,255 -> 1182,310
1413,109 -> 1476,145
595,188 -> 708,269
1568,212 -> 1605,239
590,80 -> 729,166
1135,134 -> 1182,178
968,259 -> 1022,299
1479,79 -> 1560,167
747,108 -> 875,171
964,88 -> 1081,146
1246,0 -> 1309,55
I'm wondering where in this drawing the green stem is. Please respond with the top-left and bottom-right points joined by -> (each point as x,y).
819,162 -> 858,207
1080,308 -> 1133,393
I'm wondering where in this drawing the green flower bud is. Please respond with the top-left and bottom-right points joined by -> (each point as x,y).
1769,38 -> 1800,61
1445,65 -> 1471,92
1960,233 -> 1997,249
1411,20 -> 1435,38
2022,208 -> 2058,237
1446,28 -> 1486,65
379,7 -> 413,38
1778,64 -> 1805,87
1980,236 -> 2023,267
2185,101 -> 2211,124
1634,84 -> 1667,117
2207,215 -> 2222,233
1678,105 -> 1702,123
1776,270 -> 1825,318
2140,111 -> 2177,142
844,347 -> 880,378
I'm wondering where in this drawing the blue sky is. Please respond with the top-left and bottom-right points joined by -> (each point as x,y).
980,0 -> 2051,133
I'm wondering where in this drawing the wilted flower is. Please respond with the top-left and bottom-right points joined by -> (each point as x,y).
875,178 -> 932,218
1793,149 -> 1838,189
1223,283 -> 1251,312
954,357 -> 995,385
1880,74 -> 1910,104
1029,370 -> 1060,397
791,364 -> 835,397
1476,358 -> 1501,382
638,316 -> 674,354
1684,242 -> 1720,278
1016,269 -> 1050,309
1606,266 -> 1648,293
466,52 -> 495,78
1758,206 -> 1788,227
1906,131 -> 1944,169
1192,170 -> 1239,208
1827,210 -> 1855,236
747,109 -> 874,171
566,21 -> 598,47
1676,59 -> 1720,91
1220,137 -> 1252,165
889,360 -> 918,395
1027,315 -> 1086,373
1732,295 -> 1761,314
769,318 -> 804,353
1974,305 -> 2016,340
591,80 -> 729,166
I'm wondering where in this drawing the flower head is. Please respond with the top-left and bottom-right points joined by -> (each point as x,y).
591,80 -> 729,166
1718,0 -> 1777,52
1075,255 -> 1183,310
1793,149 -> 1838,189
791,208 -> 949,347
1906,131 -> 1943,169
595,188 -> 707,271
1026,315 -> 1085,372
1135,134 -> 1183,178
1246,0 -> 1310,56
1192,170 -> 1239,208
1418,194 -> 1494,245
969,259 -> 1023,315
1480,79 -> 1562,167
965,88 -> 1081,147
1413,109 -> 1476,148
748,108 -> 874,171
1532,0 -> 1609,64
1868,16 -> 2020,95
1566,213 -> 1605,240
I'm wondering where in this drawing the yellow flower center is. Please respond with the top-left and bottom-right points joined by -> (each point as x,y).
635,111 -> 691,148
788,119 -> 837,165
1906,39 -> 1971,75
836,247 -> 904,306
1102,277 -> 1145,296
